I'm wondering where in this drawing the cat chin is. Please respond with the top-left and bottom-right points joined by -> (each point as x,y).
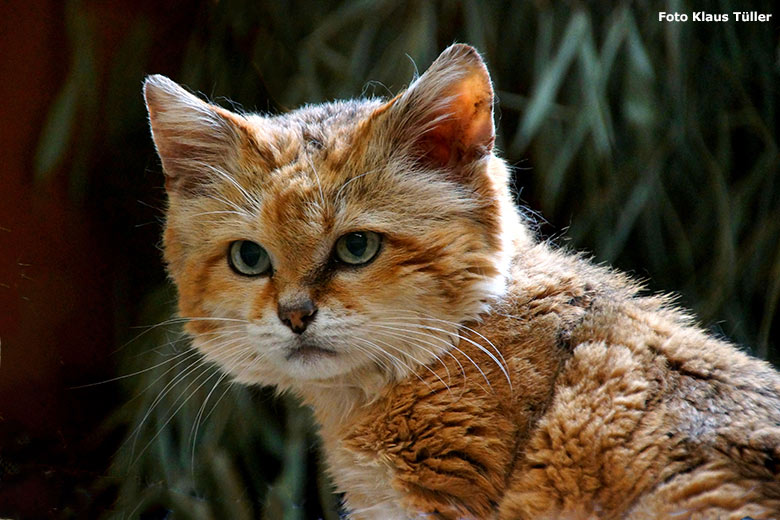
221,356 -> 361,388
263,346 -> 372,382
273,356 -> 355,381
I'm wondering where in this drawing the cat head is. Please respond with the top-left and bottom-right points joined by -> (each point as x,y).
144,44 -> 527,391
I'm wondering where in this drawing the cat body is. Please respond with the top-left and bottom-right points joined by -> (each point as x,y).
314,246 -> 780,519
144,45 -> 780,519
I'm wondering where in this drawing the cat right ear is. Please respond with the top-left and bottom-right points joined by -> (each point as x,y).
143,75 -> 248,195
375,44 -> 495,173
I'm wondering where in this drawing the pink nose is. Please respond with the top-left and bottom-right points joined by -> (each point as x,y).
277,299 -> 318,334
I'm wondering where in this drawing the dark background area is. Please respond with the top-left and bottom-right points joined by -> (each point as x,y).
0,1 -> 778,518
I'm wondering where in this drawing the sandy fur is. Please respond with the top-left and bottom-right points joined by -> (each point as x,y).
334,245 -> 780,519
145,44 -> 780,519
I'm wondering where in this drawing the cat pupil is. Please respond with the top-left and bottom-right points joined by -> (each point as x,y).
240,241 -> 262,266
345,233 -> 367,257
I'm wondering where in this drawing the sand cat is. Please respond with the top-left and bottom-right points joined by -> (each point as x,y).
143,44 -> 780,519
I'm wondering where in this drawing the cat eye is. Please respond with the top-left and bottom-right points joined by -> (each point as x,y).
334,231 -> 381,265
228,240 -> 271,276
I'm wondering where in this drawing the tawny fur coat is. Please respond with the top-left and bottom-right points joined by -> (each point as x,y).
144,44 -> 780,519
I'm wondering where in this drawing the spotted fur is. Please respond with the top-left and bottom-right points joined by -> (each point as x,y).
144,44 -> 780,519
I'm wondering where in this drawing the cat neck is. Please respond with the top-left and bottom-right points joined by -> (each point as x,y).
296,368 -> 390,435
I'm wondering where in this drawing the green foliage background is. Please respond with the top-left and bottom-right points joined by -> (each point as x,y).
36,0 -> 779,518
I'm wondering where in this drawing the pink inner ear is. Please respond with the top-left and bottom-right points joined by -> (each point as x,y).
420,69 -> 495,168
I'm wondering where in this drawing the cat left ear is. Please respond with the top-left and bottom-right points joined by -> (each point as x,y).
379,44 -> 495,170
143,75 -> 250,195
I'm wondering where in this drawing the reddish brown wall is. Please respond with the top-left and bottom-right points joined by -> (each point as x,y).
0,1 -> 197,515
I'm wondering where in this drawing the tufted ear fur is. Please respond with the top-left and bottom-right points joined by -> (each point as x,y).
378,44 -> 495,171
143,75 -> 251,195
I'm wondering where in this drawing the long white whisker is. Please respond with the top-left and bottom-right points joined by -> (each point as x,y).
381,310 -> 511,391
201,381 -> 236,424
173,316 -> 251,325
304,153 -> 327,209
199,162 -> 260,212
335,166 -> 383,202
205,194 -> 254,218
189,368 -> 232,464
127,330 -> 244,402
377,320 -> 511,390
352,337 -> 434,393
419,318 -> 509,376
118,316 -> 250,352
131,339 -> 250,462
367,334 -> 452,395
365,325 -> 458,385
189,209 -> 248,219
128,356 -> 210,458
128,336 -> 248,455
188,347 -> 255,470
370,322 -> 491,393
131,362 -> 226,468
138,324 -> 246,357
346,341 -> 395,375
70,348 -> 192,389
350,339 -> 409,383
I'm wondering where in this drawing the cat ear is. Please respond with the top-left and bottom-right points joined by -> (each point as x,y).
380,44 -> 495,170
143,75 -> 249,195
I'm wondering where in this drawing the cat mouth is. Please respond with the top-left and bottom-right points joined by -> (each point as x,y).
284,343 -> 337,362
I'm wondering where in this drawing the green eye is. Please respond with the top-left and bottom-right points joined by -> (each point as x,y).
335,231 -> 381,265
229,240 -> 271,276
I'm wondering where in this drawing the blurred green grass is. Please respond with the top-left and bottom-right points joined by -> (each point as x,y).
36,0 -> 779,517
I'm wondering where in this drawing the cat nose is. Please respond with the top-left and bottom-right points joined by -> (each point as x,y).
277,299 -> 318,334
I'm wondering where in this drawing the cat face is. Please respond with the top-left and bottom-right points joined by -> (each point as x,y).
144,45 -> 523,388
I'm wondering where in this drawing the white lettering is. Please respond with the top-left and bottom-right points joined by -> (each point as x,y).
732,11 -> 773,22
691,12 -> 730,22
659,12 -> 688,22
